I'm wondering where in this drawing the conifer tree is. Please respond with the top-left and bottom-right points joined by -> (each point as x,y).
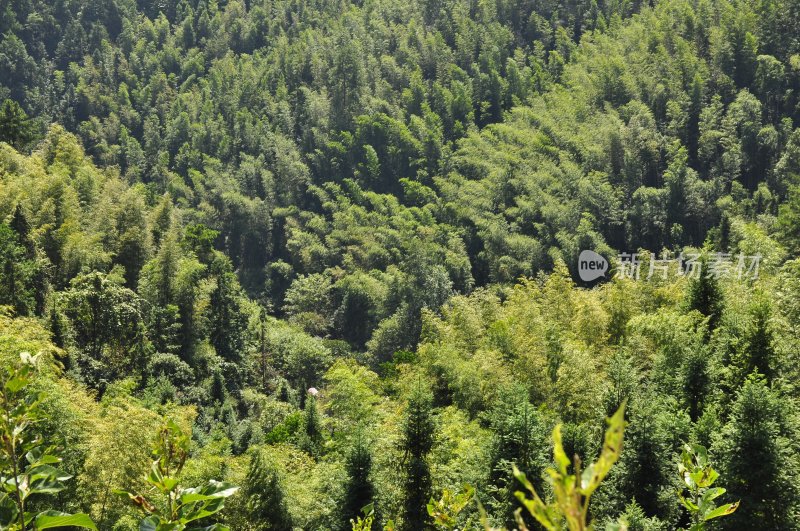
209,255 -> 247,367
243,450 -> 293,531
0,99 -> 36,150
687,253 -> 724,331
401,383 -> 435,531
740,296 -> 776,381
301,394 -> 323,456
487,389 -> 548,528
341,438 -> 376,531
716,374 -> 799,530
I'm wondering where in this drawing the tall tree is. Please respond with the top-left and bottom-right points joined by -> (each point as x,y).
340,438 -> 376,531
487,388 -> 548,528
242,450 -> 293,531
401,383 -> 435,531
686,254 -> 724,331
0,223 -> 39,316
716,375 -> 799,530
0,99 -> 36,149
300,394 -> 324,456
208,255 -> 247,364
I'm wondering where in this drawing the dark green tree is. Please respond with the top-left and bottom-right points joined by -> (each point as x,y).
487,388 -> 548,528
0,99 -> 36,150
242,450 -> 293,531
300,394 -> 323,456
0,223 -> 39,316
686,254 -> 724,331
61,271 -> 148,392
716,374 -> 799,530
208,255 -> 247,365
739,296 -> 776,382
401,383 -> 435,531
340,438 -> 376,531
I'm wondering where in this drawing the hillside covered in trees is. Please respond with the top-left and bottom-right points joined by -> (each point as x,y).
1,0 -> 800,528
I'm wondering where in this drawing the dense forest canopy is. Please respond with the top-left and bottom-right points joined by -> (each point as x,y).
0,0 -> 799,528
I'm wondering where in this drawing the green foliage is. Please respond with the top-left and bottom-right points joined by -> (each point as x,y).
341,439 -> 376,531
714,374 -> 799,530
401,384 -> 436,531
350,504 -> 376,531
0,99 -> 36,150
300,395 -> 323,456
428,485 -> 476,530
677,444 -> 738,531
0,223 -> 41,317
686,255 -> 724,331
486,391 -> 548,527
117,420 -> 238,530
1,0 -> 800,529
0,353 -> 95,530
241,449 -> 293,531
61,271 -> 148,392
513,402 -> 626,531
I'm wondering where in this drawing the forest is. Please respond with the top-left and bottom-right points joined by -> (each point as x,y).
0,0 -> 799,528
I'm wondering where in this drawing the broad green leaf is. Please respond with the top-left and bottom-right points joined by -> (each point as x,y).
5,375 -> 28,393
678,492 -> 699,512
160,477 -> 179,492
179,482 -> 239,503
138,516 -> 158,531
34,511 -> 97,530
703,501 -> 739,521
700,487 -> 726,503
512,465 -> 536,494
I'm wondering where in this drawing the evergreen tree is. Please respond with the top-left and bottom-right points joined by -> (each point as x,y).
340,438 -> 376,531
597,397 -> 687,523
9,204 -> 48,316
300,394 -> 323,456
208,255 -> 247,365
681,348 -> 710,421
739,296 -> 776,382
61,271 -> 148,392
9,203 -> 34,257
487,389 -> 548,527
0,223 -> 39,316
716,374 -> 799,530
401,383 -> 435,531
687,254 -> 724,331
243,450 -> 293,531
0,99 -> 36,150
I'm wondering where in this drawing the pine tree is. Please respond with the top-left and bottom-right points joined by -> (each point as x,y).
687,254 -> 724,331
209,255 -> 247,366
487,389 -> 548,528
0,223 -> 37,316
301,394 -> 323,456
716,374 -> 799,530
401,383 -> 435,531
682,348 -> 710,422
687,73 -> 704,164
0,99 -> 36,150
243,450 -> 293,531
340,438 -> 376,531
596,397 -> 685,522
9,203 -> 34,257
740,296 -> 776,382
